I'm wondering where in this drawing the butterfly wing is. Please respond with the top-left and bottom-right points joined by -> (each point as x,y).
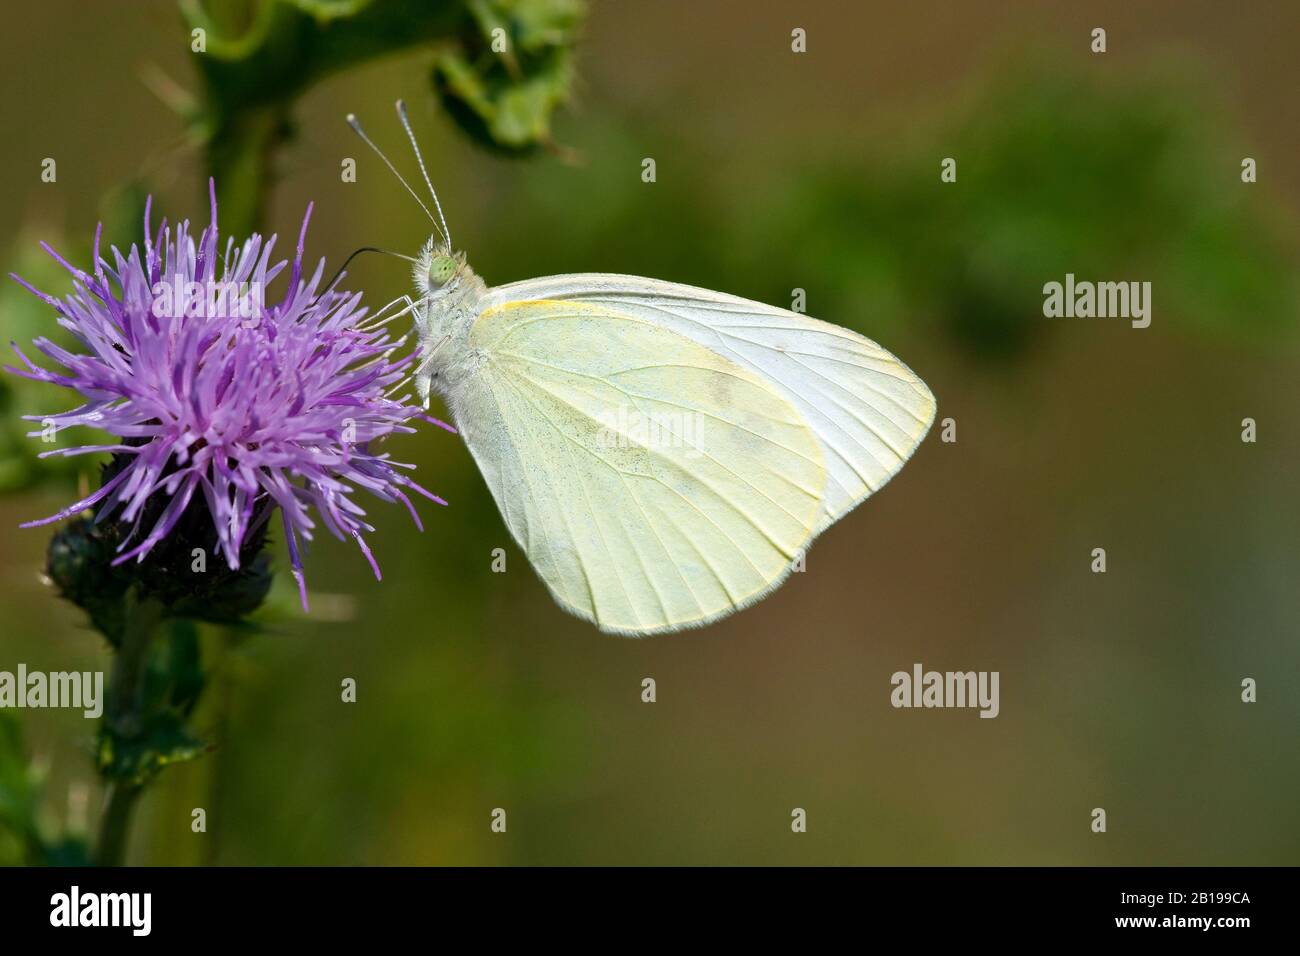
456,298 -> 826,635
479,275 -> 936,531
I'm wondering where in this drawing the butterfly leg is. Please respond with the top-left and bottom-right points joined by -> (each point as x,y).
360,294 -> 423,333
391,333 -> 453,408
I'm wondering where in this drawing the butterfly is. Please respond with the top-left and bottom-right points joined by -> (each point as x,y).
344,102 -> 936,636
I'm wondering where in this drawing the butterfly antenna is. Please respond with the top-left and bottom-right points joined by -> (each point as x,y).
312,246 -> 418,306
345,113 -> 446,243
395,100 -> 452,250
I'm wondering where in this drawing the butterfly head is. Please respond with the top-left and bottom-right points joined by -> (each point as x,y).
345,103 -> 470,299
414,242 -> 475,299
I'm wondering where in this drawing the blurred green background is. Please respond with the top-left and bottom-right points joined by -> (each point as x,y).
1,0 -> 1298,865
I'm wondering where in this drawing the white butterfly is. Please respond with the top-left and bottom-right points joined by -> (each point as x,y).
346,103 -> 936,636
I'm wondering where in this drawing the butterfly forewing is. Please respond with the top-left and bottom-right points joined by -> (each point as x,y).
479,275 -> 936,532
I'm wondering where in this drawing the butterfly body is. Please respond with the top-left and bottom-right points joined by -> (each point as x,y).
411,240 -> 486,403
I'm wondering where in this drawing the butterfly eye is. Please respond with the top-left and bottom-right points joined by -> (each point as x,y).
428,254 -> 457,288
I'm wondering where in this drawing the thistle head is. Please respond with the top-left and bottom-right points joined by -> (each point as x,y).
7,181 -> 447,614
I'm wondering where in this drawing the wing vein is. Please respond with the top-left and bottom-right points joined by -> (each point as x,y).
505,361 -> 813,541
499,373 -> 770,584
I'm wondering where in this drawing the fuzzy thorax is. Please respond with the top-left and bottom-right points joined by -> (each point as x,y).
412,239 -> 486,407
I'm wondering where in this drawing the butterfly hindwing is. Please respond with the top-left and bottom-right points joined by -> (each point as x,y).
456,298 -> 826,635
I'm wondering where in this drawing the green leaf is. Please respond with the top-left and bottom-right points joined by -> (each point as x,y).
97,711 -> 208,787
281,0 -> 376,19
434,0 -> 583,153
181,0 -> 586,233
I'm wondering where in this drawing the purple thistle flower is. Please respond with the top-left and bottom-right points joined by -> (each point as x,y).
7,180 -> 448,610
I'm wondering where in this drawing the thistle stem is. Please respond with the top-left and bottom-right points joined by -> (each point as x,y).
95,782 -> 141,867
94,589 -> 164,867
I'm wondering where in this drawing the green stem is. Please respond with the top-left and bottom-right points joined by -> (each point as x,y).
199,627 -> 238,866
94,590 -> 164,867
95,783 -> 142,868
